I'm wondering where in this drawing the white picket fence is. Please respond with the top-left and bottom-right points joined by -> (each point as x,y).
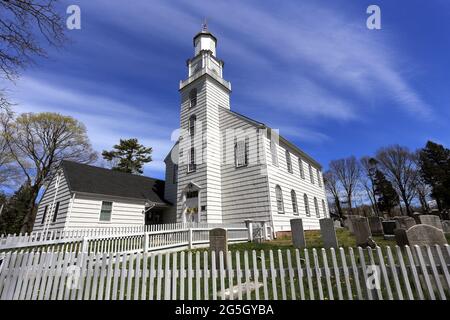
0,223 -> 248,253
0,245 -> 449,300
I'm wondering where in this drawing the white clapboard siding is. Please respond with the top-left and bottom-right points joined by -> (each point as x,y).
1,245 -> 449,300
264,136 -> 328,232
219,107 -> 272,224
33,169 -> 72,233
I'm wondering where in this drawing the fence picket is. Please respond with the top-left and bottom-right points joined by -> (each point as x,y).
330,248 -> 342,300
404,245 -> 424,300
414,245 -> 435,300
348,248 -> 362,300
252,250 -> 260,300
386,246 -> 403,300
236,251 -> 242,300
376,246 -> 393,300
321,248 -> 333,300
294,249 -> 305,300
269,250 -> 277,300
425,246 -> 446,300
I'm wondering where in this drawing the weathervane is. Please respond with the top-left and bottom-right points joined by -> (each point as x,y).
202,17 -> 208,31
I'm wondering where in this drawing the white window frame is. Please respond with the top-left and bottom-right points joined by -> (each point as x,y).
304,194 -> 310,217
299,158 -> 305,179
314,197 -> 320,218
309,164 -> 314,184
275,185 -> 284,214
322,199 -> 327,218
99,201 -> 113,222
189,115 -> 196,137
189,89 -> 197,109
187,147 -> 196,173
235,137 -> 249,168
317,168 -> 322,187
286,150 -> 293,173
270,140 -> 278,166
291,190 -> 298,215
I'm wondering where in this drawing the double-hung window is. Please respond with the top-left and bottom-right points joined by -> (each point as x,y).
100,201 -> 113,222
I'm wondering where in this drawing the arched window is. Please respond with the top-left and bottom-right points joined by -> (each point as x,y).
291,190 -> 298,215
304,194 -> 310,217
298,158 -> 305,179
189,115 -> 196,137
286,150 -> 292,173
322,199 -> 327,218
189,88 -> 197,108
314,197 -> 320,217
275,185 -> 284,214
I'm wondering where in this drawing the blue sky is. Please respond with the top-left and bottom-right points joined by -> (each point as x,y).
4,0 -> 450,180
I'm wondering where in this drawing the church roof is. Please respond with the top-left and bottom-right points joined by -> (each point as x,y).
60,160 -> 169,205
223,108 -> 322,169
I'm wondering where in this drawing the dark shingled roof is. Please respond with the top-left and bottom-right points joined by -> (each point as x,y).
61,161 -> 169,205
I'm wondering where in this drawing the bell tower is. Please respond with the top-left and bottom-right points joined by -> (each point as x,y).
176,23 -> 231,223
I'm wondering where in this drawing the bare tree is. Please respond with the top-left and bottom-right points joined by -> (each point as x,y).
329,156 -> 361,214
0,0 -> 66,106
359,156 -> 379,215
2,112 -> 97,232
0,112 -> 21,187
375,145 -> 419,216
323,170 -> 343,218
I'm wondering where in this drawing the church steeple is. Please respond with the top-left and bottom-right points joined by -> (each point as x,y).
193,20 -> 217,57
181,22 -> 230,92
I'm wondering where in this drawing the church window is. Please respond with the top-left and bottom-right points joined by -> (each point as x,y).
299,158 -> 305,179
270,140 -> 278,166
322,199 -> 327,218
235,137 -> 249,167
317,169 -> 322,187
304,194 -> 310,217
291,190 -> 298,215
189,89 -> 197,108
286,150 -> 293,173
314,197 -> 320,218
188,147 -> 196,173
275,185 -> 284,214
189,115 -> 196,137
309,164 -> 314,184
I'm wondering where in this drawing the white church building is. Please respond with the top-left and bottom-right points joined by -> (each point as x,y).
33,26 -> 328,235
163,26 -> 328,233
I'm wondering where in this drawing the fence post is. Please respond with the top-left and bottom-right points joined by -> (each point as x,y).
143,232 -> 149,252
245,220 -> 253,242
188,228 -> 193,249
81,237 -> 89,254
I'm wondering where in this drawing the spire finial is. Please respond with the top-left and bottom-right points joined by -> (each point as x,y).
202,17 -> 208,31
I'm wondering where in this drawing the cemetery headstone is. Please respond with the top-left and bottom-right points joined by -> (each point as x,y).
406,224 -> 448,247
394,228 -> 409,247
352,217 -> 372,247
290,219 -> 306,249
443,221 -> 450,234
382,221 -> 396,239
419,215 -> 443,230
210,228 -> 228,266
334,220 -> 343,228
412,212 -> 422,224
394,216 -> 416,230
368,217 -> 384,236
320,218 -> 339,249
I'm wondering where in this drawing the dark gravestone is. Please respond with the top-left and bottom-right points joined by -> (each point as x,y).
290,219 -> 306,249
419,215 -> 443,230
352,217 -> 372,247
320,218 -> 338,249
412,212 -> 422,224
368,217 -> 384,236
394,216 -> 416,230
382,221 -> 396,239
394,229 -> 409,247
210,228 -> 228,267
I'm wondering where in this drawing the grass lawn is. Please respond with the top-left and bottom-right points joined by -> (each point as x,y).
226,228 -> 398,252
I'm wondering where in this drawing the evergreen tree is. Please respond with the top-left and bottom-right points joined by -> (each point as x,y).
0,184 -> 35,235
102,138 -> 152,174
373,170 -> 399,215
418,141 -> 450,210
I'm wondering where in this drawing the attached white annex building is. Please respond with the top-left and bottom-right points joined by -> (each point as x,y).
163,26 -> 328,233
33,26 -> 328,235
